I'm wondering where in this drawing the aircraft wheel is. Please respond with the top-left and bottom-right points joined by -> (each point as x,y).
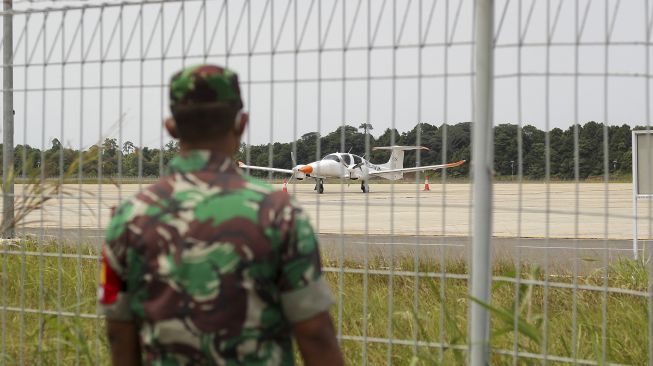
361,182 -> 368,193
318,179 -> 325,194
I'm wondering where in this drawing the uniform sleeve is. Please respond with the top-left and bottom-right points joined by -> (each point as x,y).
278,203 -> 334,324
98,202 -> 135,322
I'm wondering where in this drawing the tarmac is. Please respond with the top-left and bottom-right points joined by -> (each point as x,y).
5,182 -> 651,268
292,182 -> 650,239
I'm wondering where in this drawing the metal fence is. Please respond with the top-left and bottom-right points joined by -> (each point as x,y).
0,0 -> 651,365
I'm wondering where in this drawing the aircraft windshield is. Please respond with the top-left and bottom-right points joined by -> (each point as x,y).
323,154 -> 341,162
353,155 -> 363,164
342,154 -> 352,165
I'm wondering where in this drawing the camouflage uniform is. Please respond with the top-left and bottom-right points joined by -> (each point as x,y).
99,65 -> 334,365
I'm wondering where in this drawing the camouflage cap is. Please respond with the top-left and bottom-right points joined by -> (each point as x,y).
169,64 -> 243,110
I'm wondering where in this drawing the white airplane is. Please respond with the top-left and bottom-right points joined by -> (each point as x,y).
239,146 -> 466,194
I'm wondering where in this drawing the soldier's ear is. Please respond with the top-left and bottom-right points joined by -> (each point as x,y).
164,117 -> 179,139
234,111 -> 248,137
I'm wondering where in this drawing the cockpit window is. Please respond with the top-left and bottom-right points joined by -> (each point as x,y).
353,155 -> 363,164
323,154 -> 341,162
341,154 -> 352,166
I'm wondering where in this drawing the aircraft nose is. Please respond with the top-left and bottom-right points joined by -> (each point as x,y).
298,165 -> 313,174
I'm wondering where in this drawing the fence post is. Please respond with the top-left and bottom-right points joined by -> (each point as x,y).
470,0 -> 494,364
2,0 -> 13,238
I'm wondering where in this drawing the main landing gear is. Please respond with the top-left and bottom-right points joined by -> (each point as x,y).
360,181 -> 369,193
314,178 -> 325,194
313,179 -> 368,194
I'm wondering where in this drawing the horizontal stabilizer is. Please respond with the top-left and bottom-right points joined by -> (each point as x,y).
369,160 -> 466,176
372,146 -> 430,151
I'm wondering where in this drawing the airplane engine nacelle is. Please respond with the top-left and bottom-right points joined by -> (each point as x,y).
294,171 -> 306,180
349,169 -> 363,180
349,165 -> 368,180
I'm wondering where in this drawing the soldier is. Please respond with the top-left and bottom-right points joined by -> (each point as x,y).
98,64 -> 344,366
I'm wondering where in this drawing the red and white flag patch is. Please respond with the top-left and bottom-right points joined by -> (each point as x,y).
98,251 -> 121,305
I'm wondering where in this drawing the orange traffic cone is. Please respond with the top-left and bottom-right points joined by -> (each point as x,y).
282,178 -> 288,192
423,176 -> 430,191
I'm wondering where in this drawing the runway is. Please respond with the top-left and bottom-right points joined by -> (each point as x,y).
4,182 -> 650,268
8,182 -> 650,238
292,182 -> 650,239
13,227 -> 644,273
317,234 -> 645,273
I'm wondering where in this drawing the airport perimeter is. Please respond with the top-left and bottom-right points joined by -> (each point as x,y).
14,182 -> 649,238
2,181 -> 651,365
1,0 -> 652,364
8,181 -> 650,270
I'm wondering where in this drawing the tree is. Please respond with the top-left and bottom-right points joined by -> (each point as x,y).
101,138 -> 120,176
494,124 -> 518,176
578,121 -> 604,178
0,121 -> 643,180
14,144 -> 41,177
123,141 -> 136,155
163,140 -> 180,166
442,123 -> 471,177
358,123 -> 374,135
323,125 -> 361,153
102,138 -> 119,158
50,138 -> 62,151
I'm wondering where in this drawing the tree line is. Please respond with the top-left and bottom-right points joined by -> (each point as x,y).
3,138 -> 179,178
241,121 -> 638,180
0,121 -> 643,180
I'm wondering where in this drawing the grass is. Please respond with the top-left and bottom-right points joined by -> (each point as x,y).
0,240 -> 106,365
0,240 -> 649,365
321,256 -> 650,365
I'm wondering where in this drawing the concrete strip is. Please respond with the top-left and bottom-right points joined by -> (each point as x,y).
5,182 -> 649,239
6,182 -> 651,271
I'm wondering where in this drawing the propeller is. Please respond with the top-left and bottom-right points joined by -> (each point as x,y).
340,159 -> 365,183
288,151 -> 298,185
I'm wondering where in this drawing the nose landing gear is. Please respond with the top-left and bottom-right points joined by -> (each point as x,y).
314,178 -> 325,194
360,181 -> 369,193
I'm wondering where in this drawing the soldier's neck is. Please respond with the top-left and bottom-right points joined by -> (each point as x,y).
179,136 -> 238,157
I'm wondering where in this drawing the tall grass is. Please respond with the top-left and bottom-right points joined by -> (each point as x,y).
0,240 -> 105,365
322,256 -> 649,365
0,241 -> 649,365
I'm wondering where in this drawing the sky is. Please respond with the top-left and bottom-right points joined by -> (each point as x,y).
1,0 -> 652,151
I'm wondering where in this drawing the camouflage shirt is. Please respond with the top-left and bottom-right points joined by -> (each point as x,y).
99,150 -> 333,365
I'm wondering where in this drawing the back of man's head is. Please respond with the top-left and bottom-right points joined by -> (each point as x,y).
169,65 -> 244,142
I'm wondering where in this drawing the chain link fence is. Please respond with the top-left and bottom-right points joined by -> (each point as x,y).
0,0 -> 651,364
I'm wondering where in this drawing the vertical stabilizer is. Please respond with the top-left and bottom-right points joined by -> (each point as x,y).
372,146 -> 430,179
386,148 -> 405,170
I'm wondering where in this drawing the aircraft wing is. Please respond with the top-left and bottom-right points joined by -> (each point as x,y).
238,161 -> 294,175
368,160 -> 466,175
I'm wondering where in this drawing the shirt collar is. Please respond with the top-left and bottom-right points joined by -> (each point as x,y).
167,150 -> 239,175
